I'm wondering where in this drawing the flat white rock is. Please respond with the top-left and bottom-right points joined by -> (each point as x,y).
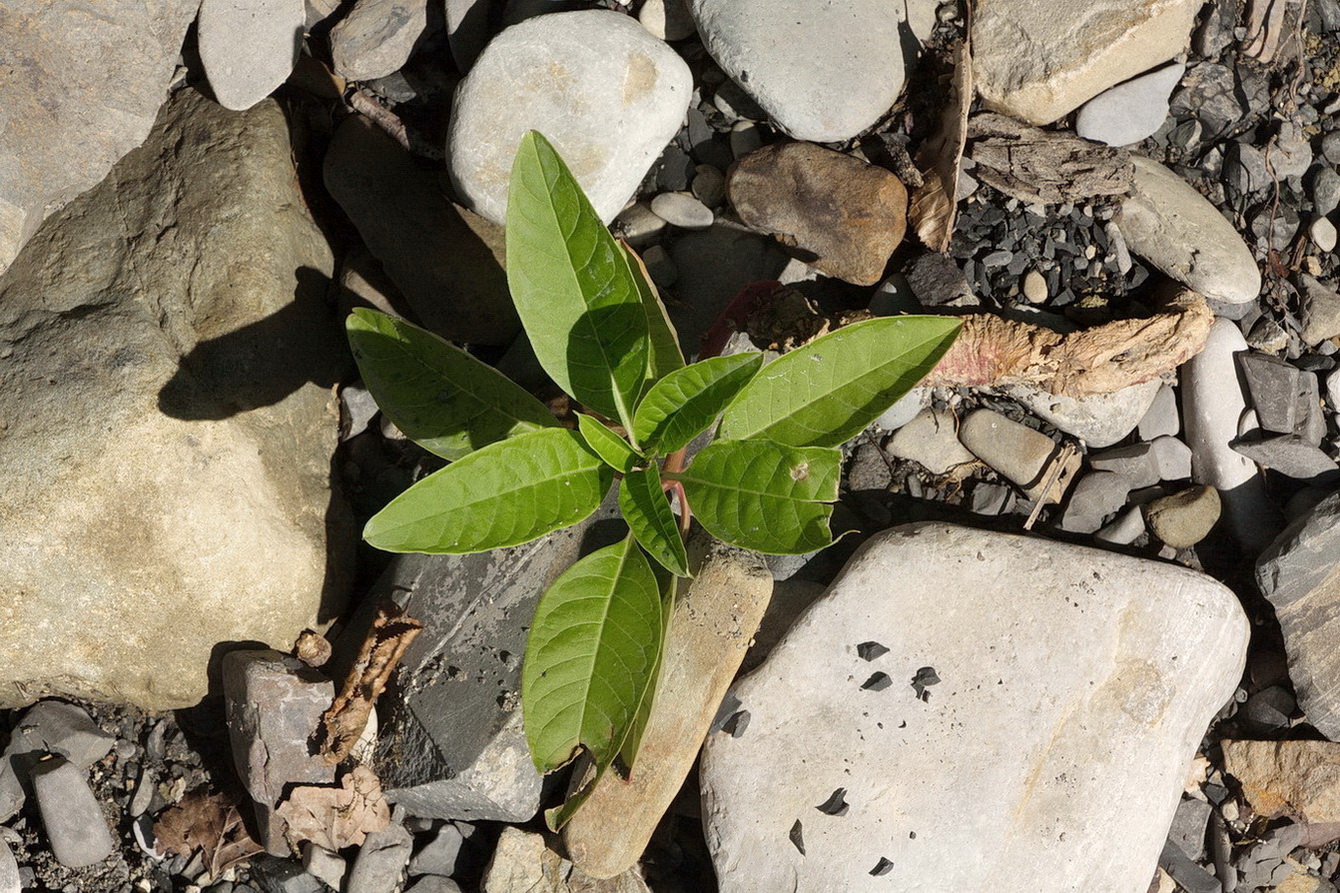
198,0 -> 306,111
1183,318 -> 1277,551
973,0 -> 1202,125
701,522 -> 1249,893
1119,156 -> 1262,304
1077,62 -> 1185,147
448,10 -> 691,225
1003,379 -> 1162,448
688,0 -> 904,142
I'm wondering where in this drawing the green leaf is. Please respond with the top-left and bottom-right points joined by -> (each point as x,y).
632,353 -> 764,456
619,465 -> 689,577
619,570 -> 675,770
364,427 -> 612,553
522,534 -> 665,777
576,413 -> 641,472
623,244 -> 684,385
346,309 -> 556,460
670,439 -> 839,554
719,316 -> 961,447
506,131 -> 649,428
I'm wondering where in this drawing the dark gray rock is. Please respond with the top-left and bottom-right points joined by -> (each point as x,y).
1158,839 -> 1220,893
1257,492 -> 1340,738
405,876 -> 463,893
1059,471 -> 1131,534
324,115 -> 518,346
1239,352 -> 1303,434
904,253 -> 974,307
667,225 -> 790,352
356,493 -> 621,821
1,701 -> 116,823
224,650 -> 335,854
347,821 -> 413,893
1089,443 -> 1159,489
251,855 -> 326,893
1231,434 -> 1340,482
30,756 -> 114,869
408,823 -> 464,877
1170,63 -> 1248,141
1167,796 -> 1211,861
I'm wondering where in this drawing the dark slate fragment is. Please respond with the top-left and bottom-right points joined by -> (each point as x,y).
911,666 -> 941,700
722,710 -> 751,738
857,641 -> 889,661
861,673 -> 893,692
815,788 -> 849,816
870,857 -> 894,876
789,820 -> 805,855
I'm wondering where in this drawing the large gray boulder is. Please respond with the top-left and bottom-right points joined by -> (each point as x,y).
0,88 -> 350,710
0,0 -> 199,275
701,523 -> 1248,893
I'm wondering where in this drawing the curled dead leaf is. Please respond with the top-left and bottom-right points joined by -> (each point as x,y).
275,765 -> 391,852
910,39 -> 973,253
153,787 -> 263,881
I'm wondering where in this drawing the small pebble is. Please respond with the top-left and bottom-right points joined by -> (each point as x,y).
1311,216 -> 1338,253
31,756 -> 115,869
1022,269 -> 1048,304
640,244 -> 677,287
649,192 -> 714,230
691,164 -> 727,208
730,121 -> 764,159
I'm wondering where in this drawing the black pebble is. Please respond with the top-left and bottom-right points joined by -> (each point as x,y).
789,820 -> 805,855
861,672 -> 893,691
870,857 -> 894,876
856,641 -> 889,661
815,788 -> 849,816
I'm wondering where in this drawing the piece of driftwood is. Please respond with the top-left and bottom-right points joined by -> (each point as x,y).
968,113 -> 1134,204
922,288 -> 1214,397
318,606 -> 423,765
910,39 -> 973,252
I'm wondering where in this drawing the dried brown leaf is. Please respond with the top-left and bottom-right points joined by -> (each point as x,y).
153,788 -> 263,880
295,629 -> 332,667
968,113 -> 1134,205
318,606 -> 423,764
276,765 -> 391,852
910,39 -> 973,252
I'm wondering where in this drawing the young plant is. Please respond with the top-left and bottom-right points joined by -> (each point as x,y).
346,131 -> 960,826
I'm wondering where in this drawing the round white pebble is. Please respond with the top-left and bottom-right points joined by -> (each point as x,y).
1022,269 -> 1048,304
650,192 -> 714,229
1311,216 -> 1338,253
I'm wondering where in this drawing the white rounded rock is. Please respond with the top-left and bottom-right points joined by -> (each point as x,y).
689,0 -> 904,142
1311,216 -> 1338,253
650,191 -> 714,229
198,0 -> 305,111
701,523 -> 1248,893
1118,156 -> 1262,304
639,0 -> 696,41
1076,62 -> 1184,147
448,10 -> 692,225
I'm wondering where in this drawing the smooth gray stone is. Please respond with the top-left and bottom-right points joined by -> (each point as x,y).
355,494 -> 622,821
347,821 -> 413,893
1150,435 -> 1193,482
1158,839 -> 1221,893
1059,470 -> 1132,534
1232,434 -> 1340,482
0,700 -> 116,823
198,0 -> 305,111
31,757 -> 114,869
1137,384 -> 1180,440
1089,443 -> 1160,489
1167,796 -> 1212,861
1238,352 -> 1303,434
1094,506 -> 1145,545
408,823 -> 464,877
1075,62 -> 1184,147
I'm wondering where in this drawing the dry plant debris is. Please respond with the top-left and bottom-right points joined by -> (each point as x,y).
275,765 -> 391,852
318,606 -> 423,764
153,788 -> 264,880
911,38 -> 973,252
967,112 -> 1135,204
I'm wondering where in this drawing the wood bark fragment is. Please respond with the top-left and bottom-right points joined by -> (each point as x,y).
968,113 -> 1134,204
910,39 -> 973,252
318,606 -> 423,765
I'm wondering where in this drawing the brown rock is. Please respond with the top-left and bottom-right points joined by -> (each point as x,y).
483,828 -> 651,893
323,115 -> 518,345
1145,485 -> 1221,549
727,142 -> 908,286
1222,740 -> 1340,824
561,537 -> 773,878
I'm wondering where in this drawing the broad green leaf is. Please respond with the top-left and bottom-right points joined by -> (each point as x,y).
576,413 -> 641,472
623,244 -> 684,384
670,439 -> 839,554
523,534 -> 664,778
632,353 -> 764,456
719,316 -> 961,447
347,309 -> 556,460
364,428 -> 612,553
506,131 -> 649,428
619,465 -> 689,577
619,570 -> 675,771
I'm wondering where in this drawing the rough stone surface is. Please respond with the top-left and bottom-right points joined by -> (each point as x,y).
701,523 -> 1249,892
1059,471 -> 1132,534
360,497 -> 621,822
1233,435 -> 1340,482
331,0 -> 429,82
448,10 -> 692,225
1090,442 -> 1160,489
1257,493 -> 1340,740
1002,380 -> 1161,448
1139,384 -> 1180,440
886,408 -> 979,475
562,539 -> 772,879
348,821 -> 414,893
198,0 -> 306,111
1076,62 -> 1185,147
1119,157 -> 1262,304
1240,353 -> 1303,434
0,837 -> 16,893
483,828 -> 651,893
689,0 -> 904,142
0,0 -> 199,275
325,115 -> 518,345
1222,740 -> 1340,824
224,650 -> 335,852
1151,435 -> 1193,482
1145,486 -> 1221,549
1298,274 -> 1340,346
1183,318 -> 1277,552
972,0 -> 1202,125
31,757 -> 115,869
0,701 -> 116,823
727,142 -> 908,286
0,89 -> 349,710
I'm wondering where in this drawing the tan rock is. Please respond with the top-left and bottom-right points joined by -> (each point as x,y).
727,142 -> 908,286
0,89 -> 350,710
1222,740 -> 1340,824
1145,486 -> 1222,549
483,827 -> 651,893
561,537 -> 772,879
972,0 -> 1202,125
